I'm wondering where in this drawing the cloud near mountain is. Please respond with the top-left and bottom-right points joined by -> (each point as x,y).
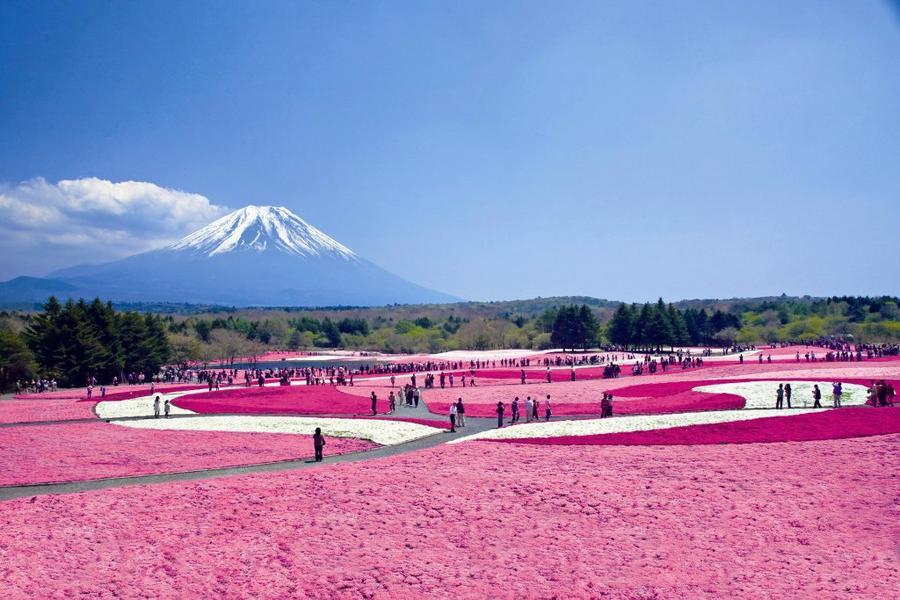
0,177 -> 230,279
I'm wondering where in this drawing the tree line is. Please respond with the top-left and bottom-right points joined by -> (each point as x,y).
10,297 -> 170,388
607,300 -> 742,349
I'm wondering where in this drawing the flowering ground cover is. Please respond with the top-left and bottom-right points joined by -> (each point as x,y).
1,435 -> 896,598
422,377 -> 743,417
421,358 -> 900,417
15,383 -> 206,401
173,384 -> 372,415
490,406 -> 900,446
0,398 -> 96,424
116,415 -> 445,446
0,422 -> 374,486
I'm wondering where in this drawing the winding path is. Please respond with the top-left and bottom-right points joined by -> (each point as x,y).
0,399 -> 498,501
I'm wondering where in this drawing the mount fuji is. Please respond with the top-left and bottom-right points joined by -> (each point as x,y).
0,206 -> 459,307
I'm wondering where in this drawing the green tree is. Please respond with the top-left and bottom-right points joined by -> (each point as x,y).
0,327 -> 37,391
607,303 -> 634,347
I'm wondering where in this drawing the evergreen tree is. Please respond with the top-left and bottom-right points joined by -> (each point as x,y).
644,300 -> 674,350
322,317 -> 342,347
667,304 -> 690,346
0,326 -> 37,391
607,303 -> 634,347
634,303 -> 653,348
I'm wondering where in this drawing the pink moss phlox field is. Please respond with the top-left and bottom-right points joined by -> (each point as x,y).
16,383 -> 207,401
0,423 -> 375,486
0,398 -> 97,424
492,407 -> 900,446
1,437 -> 897,598
173,384 -> 373,415
423,377 -> 745,417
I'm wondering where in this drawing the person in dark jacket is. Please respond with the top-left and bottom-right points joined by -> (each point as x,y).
313,427 -> 326,462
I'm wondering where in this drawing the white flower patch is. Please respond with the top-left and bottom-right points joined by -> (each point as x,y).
692,381 -> 869,409
449,410 -> 792,443
113,415 -> 443,446
95,392 -> 198,419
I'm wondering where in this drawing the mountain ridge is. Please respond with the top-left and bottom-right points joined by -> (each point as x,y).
2,205 -> 459,307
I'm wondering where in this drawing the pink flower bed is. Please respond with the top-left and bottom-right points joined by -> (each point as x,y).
423,377 -> 744,417
0,399 -> 97,424
173,385 -> 374,415
1,435 -> 896,597
492,407 -> 900,446
0,422 -> 375,486
15,383 -> 207,401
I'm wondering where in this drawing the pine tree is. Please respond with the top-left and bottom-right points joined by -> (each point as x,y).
667,304 -> 690,346
607,303 -> 634,347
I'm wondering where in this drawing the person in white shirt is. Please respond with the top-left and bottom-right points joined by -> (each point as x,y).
449,402 -> 457,432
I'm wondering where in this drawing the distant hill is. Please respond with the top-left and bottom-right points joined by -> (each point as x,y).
0,205 -> 459,308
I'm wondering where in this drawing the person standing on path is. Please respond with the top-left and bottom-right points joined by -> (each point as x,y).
532,397 -> 540,421
449,402 -> 457,433
775,384 -> 784,409
496,401 -> 505,428
153,395 -> 161,418
511,397 -> 519,424
785,383 -> 792,408
456,398 -> 465,427
313,427 -> 326,462
371,391 -> 378,415
832,382 -> 843,408
545,395 -> 552,421
164,398 -> 171,418
546,367 -> 552,383
812,384 -> 822,408
525,396 -> 533,423
521,369 -> 526,385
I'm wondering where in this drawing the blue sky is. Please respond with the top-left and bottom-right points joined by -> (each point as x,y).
1,1 -> 898,302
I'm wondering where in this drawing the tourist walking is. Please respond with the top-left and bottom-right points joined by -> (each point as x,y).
532,397 -> 539,421
153,395 -> 161,418
812,384 -> 822,408
545,395 -> 552,421
313,427 -> 326,461
832,382 -> 843,408
371,391 -> 378,415
496,401 -> 505,428
456,398 -> 465,427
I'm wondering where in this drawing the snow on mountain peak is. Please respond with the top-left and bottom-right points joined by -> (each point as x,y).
168,205 -> 358,260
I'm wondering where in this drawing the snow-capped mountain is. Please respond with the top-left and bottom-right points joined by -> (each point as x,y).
0,206 -> 459,307
169,205 -> 358,260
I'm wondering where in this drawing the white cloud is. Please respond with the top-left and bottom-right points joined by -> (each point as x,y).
0,177 -> 230,279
